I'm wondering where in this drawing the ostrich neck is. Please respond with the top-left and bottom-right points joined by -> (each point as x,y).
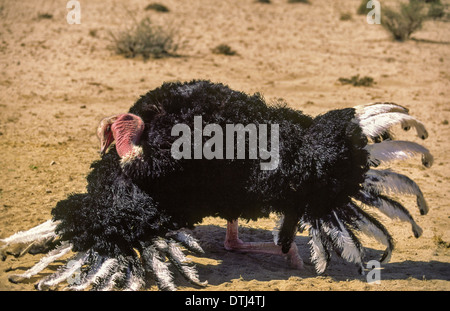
116,134 -> 139,158
113,116 -> 144,159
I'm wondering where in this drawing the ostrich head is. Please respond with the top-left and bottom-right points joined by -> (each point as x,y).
97,113 -> 145,162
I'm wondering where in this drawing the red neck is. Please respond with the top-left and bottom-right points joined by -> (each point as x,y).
111,114 -> 144,158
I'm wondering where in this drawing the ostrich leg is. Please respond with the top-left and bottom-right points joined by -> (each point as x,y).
223,219 -> 303,269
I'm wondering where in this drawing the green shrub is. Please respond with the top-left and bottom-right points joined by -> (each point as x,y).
145,3 -> 170,13
109,17 -> 178,60
288,0 -> 310,4
357,0 -> 369,15
427,1 -> 445,19
212,44 -> 237,56
338,75 -> 375,87
37,13 -> 53,19
381,0 -> 427,41
340,12 -> 353,21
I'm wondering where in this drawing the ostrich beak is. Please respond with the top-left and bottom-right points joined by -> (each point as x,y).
100,132 -> 115,156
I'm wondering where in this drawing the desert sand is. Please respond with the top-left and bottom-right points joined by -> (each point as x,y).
0,0 -> 449,291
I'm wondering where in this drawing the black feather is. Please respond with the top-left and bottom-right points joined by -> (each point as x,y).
52,151 -> 171,257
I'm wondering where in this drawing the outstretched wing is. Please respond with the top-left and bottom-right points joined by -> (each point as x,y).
1,151 -> 206,291
301,102 -> 431,274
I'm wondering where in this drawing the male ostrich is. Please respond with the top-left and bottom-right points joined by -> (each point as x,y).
1,80 -> 432,290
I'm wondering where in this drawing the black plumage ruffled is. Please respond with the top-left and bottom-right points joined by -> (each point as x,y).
52,151 -> 171,257
50,80 -> 428,276
124,80 -> 370,254
3,80 -> 432,291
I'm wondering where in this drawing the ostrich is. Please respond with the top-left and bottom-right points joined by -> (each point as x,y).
1,80 -> 432,290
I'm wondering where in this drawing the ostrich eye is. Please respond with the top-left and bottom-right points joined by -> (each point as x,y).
106,125 -> 111,133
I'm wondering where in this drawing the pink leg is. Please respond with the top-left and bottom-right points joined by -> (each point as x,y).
224,219 -> 303,269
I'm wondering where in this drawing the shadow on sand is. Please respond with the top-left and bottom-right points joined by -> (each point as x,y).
186,224 -> 450,287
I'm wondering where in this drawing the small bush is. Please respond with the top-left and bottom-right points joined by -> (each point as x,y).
382,0 -> 427,42
256,0 -> 271,3
145,3 -> 170,13
427,1 -> 445,19
433,234 -> 450,249
37,13 -> 53,19
212,44 -> 237,56
357,0 -> 369,15
288,0 -> 310,4
89,29 -> 98,38
109,17 -> 178,60
338,75 -> 375,87
340,12 -> 353,21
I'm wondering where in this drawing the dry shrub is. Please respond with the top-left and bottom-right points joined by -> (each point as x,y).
212,44 -> 237,56
357,0 -> 370,15
427,0 -> 445,19
145,3 -> 170,13
109,17 -> 178,60
338,75 -> 375,87
288,0 -> 310,4
382,0 -> 427,41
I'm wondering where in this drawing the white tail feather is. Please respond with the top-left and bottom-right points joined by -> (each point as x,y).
320,213 -> 364,274
91,258 -> 121,290
9,242 -> 72,282
358,190 -> 423,238
332,212 -> 363,268
355,102 -> 409,120
151,253 -> 175,291
1,220 -> 59,245
357,218 -> 393,263
366,140 -> 433,167
308,227 -> 329,274
142,245 -> 175,291
36,251 -> 88,290
123,270 -> 145,291
68,255 -> 108,291
167,241 -> 203,284
364,169 -> 429,215
348,203 -> 394,263
169,231 -> 204,254
358,112 -> 428,140
99,270 -> 125,291
376,196 -> 423,238
154,238 -> 205,286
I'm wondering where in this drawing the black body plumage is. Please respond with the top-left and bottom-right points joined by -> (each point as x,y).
3,80 -> 431,289
52,151 -> 171,256
53,80 -> 368,256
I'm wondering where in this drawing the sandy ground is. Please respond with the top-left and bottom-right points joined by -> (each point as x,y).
0,0 -> 449,291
